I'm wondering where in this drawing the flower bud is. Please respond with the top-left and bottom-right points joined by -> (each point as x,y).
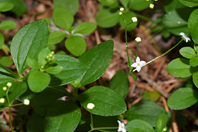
149,4 -> 154,9
3,87 -> 7,91
119,12 -> 122,15
0,98 -> 5,103
87,103 -> 95,110
7,82 -> 12,87
120,7 -> 124,11
135,37 -> 141,42
23,99 -> 30,105
131,17 -> 137,22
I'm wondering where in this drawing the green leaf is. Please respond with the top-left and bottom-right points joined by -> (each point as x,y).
179,0 -> 198,7
142,90 -> 160,102
10,19 -> 49,74
96,8 -> 119,28
79,40 -> 114,86
27,70 -> 51,92
26,56 -> 40,69
188,8 -> 198,44
167,87 -> 198,109
166,58 -> 191,77
53,0 -> 79,15
0,20 -> 16,30
18,87 -> 72,106
155,112 -> 169,132
48,31 -> 67,45
179,47 -> 196,59
128,0 -> 150,11
49,54 -> 88,86
124,101 -> 166,126
79,86 -> 127,116
74,22 -> 96,35
100,0 -> 117,6
120,0 -> 130,7
0,56 -> 13,66
0,64 -> 18,83
126,119 -> 155,132
119,11 -> 137,31
190,56 -> 198,67
0,32 -> 4,49
38,47 -> 51,67
193,69 -> 198,88
53,7 -> 74,30
65,36 -> 86,56
0,0 -> 27,16
164,0 -> 184,13
27,112 -> 44,132
45,65 -> 62,74
44,101 -> 81,132
0,2 -> 13,12
176,113 -> 187,127
109,70 -> 129,99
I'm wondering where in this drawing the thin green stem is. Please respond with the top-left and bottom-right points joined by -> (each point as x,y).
134,12 -> 154,22
6,88 -> 13,132
135,42 -> 139,58
11,103 -> 24,107
90,112 -> 94,130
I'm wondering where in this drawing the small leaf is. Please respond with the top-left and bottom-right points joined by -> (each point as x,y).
128,0 -> 150,11
74,22 -> 96,35
79,86 -> 127,116
120,0 -> 130,7
44,101 -> 81,132
109,70 -> 129,99
45,65 -> 62,74
167,87 -> 198,110
164,0 -> 184,13
126,119 -> 155,132
26,56 -> 40,69
48,31 -> 67,45
79,40 -> 114,86
27,70 -> 51,92
190,56 -> 198,67
0,56 -> 13,66
166,58 -> 191,77
96,8 -> 119,28
38,47 -> 51,66
119,11 -> 137,31
179,0 -> 198,7
65,36 -> 86,56
0,64 -> 18,84
155,112 -> 169,132
53,7 -> 74,30
0,20 -> 16,30
124,101 -> 166,126
53,0 -> 79,15
188,8 -> 198,44
0,32 -> 4,49
193,70 -> 198,88
27,112 -> 44,132
0,2 -> 13,12
10,19 -> 49,74
179,47 -> 196,59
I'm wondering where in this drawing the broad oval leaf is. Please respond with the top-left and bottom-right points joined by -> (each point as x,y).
53,7 -> 74,30
164,0 -> 184,13
26,56 -> 40,69
27,112 -> 44,132
100,0 -> 117,6
179,47 -> 196,59
190,56 -> 198,67
79,40 -> 114,86
44,100 -> 81,132
193,70 -> 198,88
155,112 -> 169,132
0,56 -> 13,66
0,2 -> 13,12
45,65 -> 62,74
48,31 -> 67,45
126,119 -> 155,132
166,58 -> 191,77
53,0 -> 79,15
124,101 -> 166,126
78,86 -> 127,116
119,11 -> 137,31
167,87 -> 198,110
179,0 -> 198,7
65,36 -> 86,56
96,8 -> 119,28
27,70 -> 51,92
74,22 -> 96,35
0,20 -> 16,30
128,0 -> 150,11
109,70 -> 129,99
49,54 -> 88,86
10,19 -> 49,74
188,8 -> 198,44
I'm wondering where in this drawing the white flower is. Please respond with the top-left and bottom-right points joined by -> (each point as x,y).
7,82 -> 12,87
87,103 -> 95,110
0,98 -> 5,103
135,37 -> 141,42
179,32 -> 191,43
131,17 -> 137,22
117,120 -> 126,132
149,4 -> 154,9
23,99 -> 30,105
131,57 -> 146,72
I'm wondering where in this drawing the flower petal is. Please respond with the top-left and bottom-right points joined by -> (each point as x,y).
140,61 -> 146,67
117,120 -> 122,131
136,66 -> 141,72
131,63 -> 137,67
136,57 -> 140,63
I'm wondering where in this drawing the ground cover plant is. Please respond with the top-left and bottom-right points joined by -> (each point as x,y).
0,0 -> 198,132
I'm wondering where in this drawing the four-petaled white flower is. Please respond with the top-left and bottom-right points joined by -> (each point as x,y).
117,120 -> 126,132
179,32 -> 190,43
131,57 -> 146,72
